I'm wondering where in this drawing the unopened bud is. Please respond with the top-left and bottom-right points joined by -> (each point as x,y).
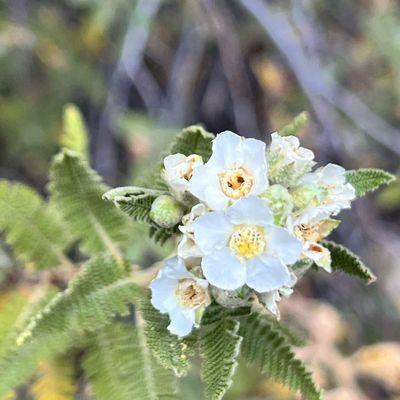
260,185 -> 293,226
291,184 -> 328,210
150,195 -> 184,228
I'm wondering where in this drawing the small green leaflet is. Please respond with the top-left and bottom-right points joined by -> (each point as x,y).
346,168 -> 395,197
322,240 -> 376,284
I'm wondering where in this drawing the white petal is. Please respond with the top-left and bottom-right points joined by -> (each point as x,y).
201,248 -> 247,290
167,307 -> 196,337
188,164 -> 209,201
204,185 -> 230,210
150,276 -> 176,313
251,166 -> 270,195
322,163 -> 345,178
241,137 -> 267,172
261,290 -> 280,316
163,257 -> 192,280
226,196 -> 273,226
163,153 -> 187,170
246,255 -> 291,292
268,226 -> 303,264
208,131 -> 243,169
193,211 -> 231,254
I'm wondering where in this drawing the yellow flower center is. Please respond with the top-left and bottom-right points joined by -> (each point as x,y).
175,278 -> 210,309
219,168 -> 254,199
229,225 -> 266,260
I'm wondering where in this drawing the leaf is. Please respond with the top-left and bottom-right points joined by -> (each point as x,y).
0,181 -> 73,269
32,358 -> 75,400
169,125 -> 214,160
322,240 -> 376,284
140,294 -> 196,377
60,103 -> 89,158
103,186 -> 179,245
279,111 -> 309,136
16,255 -> 141,346
239,312 -> 322,400
345,168 -> 395,197
83,323 -> 177,400
200,304 -> 243,400
103,186 -> 165,224
49,149 -> 132,257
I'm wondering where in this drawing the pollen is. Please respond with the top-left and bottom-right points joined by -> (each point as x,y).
175,279 -> 210,309
219,168 -> 254,199
229,225 -> 265,260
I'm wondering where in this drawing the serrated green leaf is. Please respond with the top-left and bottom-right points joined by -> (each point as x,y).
49,150 -> 132,256
0,180 -> 73,269
16,255 -> 141,346
279,111 -> 309,136
140,294 -> 197,377
345,168 -> 395,197
60,103 -> 89,158
322,240 -> 376,284
200,304 -> 242,400
239,312 -> 322,400
83,323 -> 177,400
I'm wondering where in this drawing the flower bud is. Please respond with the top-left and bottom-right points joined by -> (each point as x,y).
260,185 -> 293,226
291,184 -> 328,210
210,286 -> 252,308
150,195 -> 184,228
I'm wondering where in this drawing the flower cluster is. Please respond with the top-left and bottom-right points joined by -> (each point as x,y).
150,131 -> 356,336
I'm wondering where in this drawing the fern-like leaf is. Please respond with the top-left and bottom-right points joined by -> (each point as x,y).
0,181 -> 73,269
200,304 -> 243,400
83,323 -> 177,400
49,150 -> 132,256
32,358 -> 75,400
346,168 -> 395,197
60,103 -> 89,158
279,111 -> 309,136
322,240 -> 376,283
140,294 -> 197,377
16,255 -> 141,345
239,312 -> 322,400
103,186 -> 165,224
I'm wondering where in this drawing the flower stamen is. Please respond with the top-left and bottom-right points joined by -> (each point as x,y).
219,168 -> 254,199
175,278 -> 210,309
229,225 -> 265,260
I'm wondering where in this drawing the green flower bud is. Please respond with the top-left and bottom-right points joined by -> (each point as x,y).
210,286 -> 252,308
150,195 -> 184,228
291,184 -> 328,210
260,185 -> 293,226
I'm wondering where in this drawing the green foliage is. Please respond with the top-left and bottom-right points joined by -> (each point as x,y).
169,125 -> 214,160
103,186 -> 165,224
0,180 -> 73,269
103,186 -> 179,244
200,304 -> 243,400
49,149 -> 132,256
239,312 -> 322,400
140,295 -> 197,377
322,240 -> 376,284
279,111 -> 309,136
16,255 -> 140,345
345,168 -> 395,197
83,323 -> 177,400
60,103 -> 89,158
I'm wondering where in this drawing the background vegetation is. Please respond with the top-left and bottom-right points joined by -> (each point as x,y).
0,0 -> 399,399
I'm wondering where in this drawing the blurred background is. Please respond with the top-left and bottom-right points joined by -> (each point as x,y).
0,0 -> 399,399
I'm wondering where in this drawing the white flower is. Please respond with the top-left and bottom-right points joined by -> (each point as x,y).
150,257 -> 210,337
189,131 -> 269,210
260,273 -> 297,317
177,203 -> 206,260
296,164 -> 356,223
291,218 -> 340,272
192,196 -> 302,292
162,153 -> 203,200
268,132 -> 316,185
